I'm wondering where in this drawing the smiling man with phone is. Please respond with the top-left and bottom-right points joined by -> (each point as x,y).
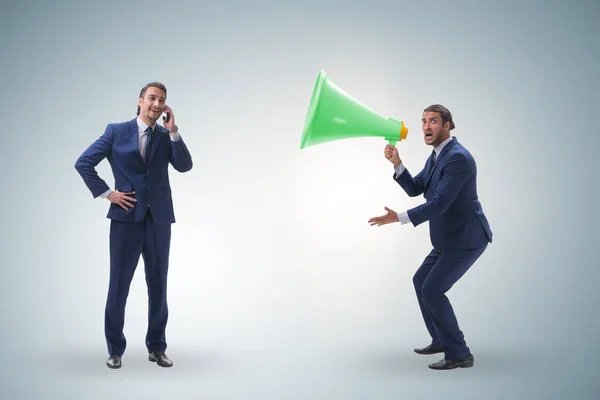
75,82 -> 193,369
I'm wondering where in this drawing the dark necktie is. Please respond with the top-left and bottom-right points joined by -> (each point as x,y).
145,127 -> 153,165
429,150 -> 437,170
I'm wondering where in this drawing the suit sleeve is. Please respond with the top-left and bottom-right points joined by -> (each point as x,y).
406,153 -> 470,227
74,125 -> 113,198
394,165 -> 426,197
169,135 -> 193,172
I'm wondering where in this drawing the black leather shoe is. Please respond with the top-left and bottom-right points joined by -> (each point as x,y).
106,355 -> 122,369
149,351 -> 173,367
428,354 -> 474,370
414,344 -> 444,355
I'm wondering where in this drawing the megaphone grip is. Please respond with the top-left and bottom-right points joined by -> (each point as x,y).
388,139 -> 397,146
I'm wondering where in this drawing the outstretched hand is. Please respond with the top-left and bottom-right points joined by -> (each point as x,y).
368,206 -> 399,226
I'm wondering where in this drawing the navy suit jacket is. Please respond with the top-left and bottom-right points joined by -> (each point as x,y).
394,137 -> 492,251
75,118 -> 193,224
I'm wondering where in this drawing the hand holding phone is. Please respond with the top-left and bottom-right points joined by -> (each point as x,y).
162,105 -> 177,133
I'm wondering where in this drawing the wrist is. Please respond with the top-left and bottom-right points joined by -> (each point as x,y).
168,125 -> 178,134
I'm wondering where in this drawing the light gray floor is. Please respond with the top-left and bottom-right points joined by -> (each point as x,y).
4,341 -> 596,399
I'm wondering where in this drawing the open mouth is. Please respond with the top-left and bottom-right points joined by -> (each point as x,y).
425,133 -> 433,138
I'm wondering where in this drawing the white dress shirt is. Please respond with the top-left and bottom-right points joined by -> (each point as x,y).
99,116 -> 181,199
394,136 -> 453,224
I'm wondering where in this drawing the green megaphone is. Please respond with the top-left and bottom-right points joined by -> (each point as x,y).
300,70 -> 408,149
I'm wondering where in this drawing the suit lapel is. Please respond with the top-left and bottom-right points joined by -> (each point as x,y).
128,119 -> 145,165
424,137 -> 457,189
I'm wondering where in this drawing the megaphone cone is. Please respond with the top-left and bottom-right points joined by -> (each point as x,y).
300,71 -> 408,149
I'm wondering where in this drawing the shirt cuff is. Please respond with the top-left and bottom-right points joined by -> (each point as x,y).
397,211 -> 411,225
170,131 -> 181,142
99,189 -> 112,199
394,163 -> 405,178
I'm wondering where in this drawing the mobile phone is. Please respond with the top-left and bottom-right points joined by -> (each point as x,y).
163,111 -> 171,123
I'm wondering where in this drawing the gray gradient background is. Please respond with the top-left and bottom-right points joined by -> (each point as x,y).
1,0 -> 598,399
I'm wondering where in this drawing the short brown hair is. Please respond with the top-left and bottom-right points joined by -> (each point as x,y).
136,82 -> 167,115
424,104 -> 455,130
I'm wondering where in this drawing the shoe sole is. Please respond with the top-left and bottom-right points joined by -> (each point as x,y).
429,361 -> 474,370
149,355 -> 173,368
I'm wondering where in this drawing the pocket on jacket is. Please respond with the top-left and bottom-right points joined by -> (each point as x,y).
117,185 -> 133,192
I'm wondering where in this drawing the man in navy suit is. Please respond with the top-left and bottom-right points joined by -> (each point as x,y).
368,104 -> 492,370
75,82 -> 193,369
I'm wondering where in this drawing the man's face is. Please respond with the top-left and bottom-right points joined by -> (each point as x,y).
422,111 -> 450,147
138,87 -> 166,124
